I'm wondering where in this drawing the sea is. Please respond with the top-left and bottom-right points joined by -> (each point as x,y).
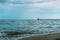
0,19 -> 60,40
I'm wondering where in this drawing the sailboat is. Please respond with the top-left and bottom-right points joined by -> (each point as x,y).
37,18 -> 40,20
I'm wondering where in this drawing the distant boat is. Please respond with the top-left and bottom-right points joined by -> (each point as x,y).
37,18 -> 40,20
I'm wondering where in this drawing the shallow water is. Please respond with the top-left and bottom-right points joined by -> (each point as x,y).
0,19 -> 60,40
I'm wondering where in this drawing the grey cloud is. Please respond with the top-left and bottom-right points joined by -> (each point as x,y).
0,0 -> 7,3
0,0 -> 56,4
0,0 -> 45,4
8,1 -> 44,4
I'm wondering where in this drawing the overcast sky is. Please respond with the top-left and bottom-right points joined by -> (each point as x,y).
0,0 -> 60,19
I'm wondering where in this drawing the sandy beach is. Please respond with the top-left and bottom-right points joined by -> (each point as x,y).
18,33 -> 60,40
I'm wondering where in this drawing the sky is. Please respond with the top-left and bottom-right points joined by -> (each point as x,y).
0,0 -> 60,19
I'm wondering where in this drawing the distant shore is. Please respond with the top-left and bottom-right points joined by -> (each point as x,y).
18,32 -> 60,40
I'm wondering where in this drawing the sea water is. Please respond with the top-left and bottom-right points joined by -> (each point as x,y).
0,19 -> 60,40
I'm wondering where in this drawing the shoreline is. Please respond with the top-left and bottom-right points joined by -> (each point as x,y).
18,32 -> 60,40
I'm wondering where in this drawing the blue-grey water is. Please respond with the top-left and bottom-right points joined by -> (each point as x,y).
0,19 -> 60,40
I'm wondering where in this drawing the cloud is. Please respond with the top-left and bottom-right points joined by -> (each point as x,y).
0,0 -> 6,3
0,0 -> 42,4
0,0 -> 60,19
0,0 -> 59,10
0,0 -> 59,14
24,0 -> 60,10
0,0 -> 55,4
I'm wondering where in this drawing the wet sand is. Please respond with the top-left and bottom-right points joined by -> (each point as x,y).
18,33 -> 60,40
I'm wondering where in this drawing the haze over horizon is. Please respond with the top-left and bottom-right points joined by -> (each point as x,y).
0,0 -> 60,19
